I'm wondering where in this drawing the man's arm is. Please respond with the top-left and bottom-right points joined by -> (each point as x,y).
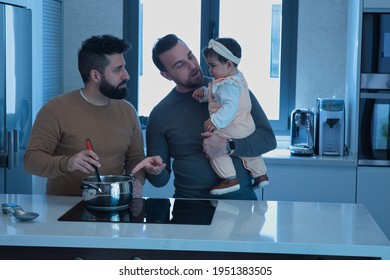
24,103 -> 70,177
145,110 -> 172,187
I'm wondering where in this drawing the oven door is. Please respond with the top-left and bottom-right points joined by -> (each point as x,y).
359,92 -> 390,166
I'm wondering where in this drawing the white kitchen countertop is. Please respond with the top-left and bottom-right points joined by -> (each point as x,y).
0,194 -> 389,259
263,148 -> 357,166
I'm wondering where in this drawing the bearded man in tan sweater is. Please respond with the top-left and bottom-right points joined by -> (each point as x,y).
24,34 -> 164,196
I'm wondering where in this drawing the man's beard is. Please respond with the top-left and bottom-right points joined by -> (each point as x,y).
99,76 -> 128,100
176,68 -> 204,90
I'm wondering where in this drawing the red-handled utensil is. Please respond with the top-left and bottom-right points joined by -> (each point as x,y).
86,138 -> 102,182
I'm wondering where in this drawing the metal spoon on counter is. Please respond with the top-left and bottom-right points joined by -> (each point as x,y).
1,203 -> 39,221
12,208 -> 39,221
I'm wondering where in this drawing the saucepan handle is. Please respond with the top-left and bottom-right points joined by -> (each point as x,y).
123,173 -> 136,183
80,182 -> 103,193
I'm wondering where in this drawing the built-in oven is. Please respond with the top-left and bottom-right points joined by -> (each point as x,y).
358,11 -> 390,166
359,85 -> 390,166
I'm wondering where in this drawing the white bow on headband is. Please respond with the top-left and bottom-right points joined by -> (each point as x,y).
208,39 -> 241,65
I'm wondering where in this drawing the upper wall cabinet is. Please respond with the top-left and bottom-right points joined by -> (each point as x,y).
364,0 -> 390,9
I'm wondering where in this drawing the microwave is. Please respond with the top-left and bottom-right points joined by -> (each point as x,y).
358,92 -> 390,166
361,13 -> 390,74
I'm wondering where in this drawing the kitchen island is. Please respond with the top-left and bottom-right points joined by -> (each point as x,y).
0,194 -> 389,260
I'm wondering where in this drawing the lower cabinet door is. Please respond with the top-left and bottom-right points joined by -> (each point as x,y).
263,164 -> 356,203
357,166 -> 390,240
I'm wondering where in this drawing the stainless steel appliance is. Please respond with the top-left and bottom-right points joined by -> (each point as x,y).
358,10 -> 390,166
359,75 -> 390,166
361,13 -> 390,75
0,4 -> 32,193
316,98 -> 345,156
290,109 -> 314,156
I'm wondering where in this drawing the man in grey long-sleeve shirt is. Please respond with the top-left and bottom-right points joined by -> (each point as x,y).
146,34 -> 276,200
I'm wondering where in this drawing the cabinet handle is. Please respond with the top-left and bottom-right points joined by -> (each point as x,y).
7,131 -> 14,169
6,130 -> 19,169
13,129 -> 19,168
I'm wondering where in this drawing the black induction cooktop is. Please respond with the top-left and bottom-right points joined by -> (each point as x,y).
58,198 -> 217,225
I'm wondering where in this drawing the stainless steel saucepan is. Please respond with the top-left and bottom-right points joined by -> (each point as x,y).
80,174 -> 135,208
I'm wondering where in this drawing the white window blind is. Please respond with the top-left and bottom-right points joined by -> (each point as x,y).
42,0 -> 62,104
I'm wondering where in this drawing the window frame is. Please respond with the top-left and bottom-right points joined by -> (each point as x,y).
123,0 -> 298,135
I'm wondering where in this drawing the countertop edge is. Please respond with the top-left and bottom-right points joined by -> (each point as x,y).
263,149 -> 357,167
2,236 -> 390,259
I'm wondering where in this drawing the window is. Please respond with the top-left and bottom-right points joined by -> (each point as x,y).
270,4 -> 282,78
138,0 -> 201,116
124,0 -> 298,134
219,0 -> 282,120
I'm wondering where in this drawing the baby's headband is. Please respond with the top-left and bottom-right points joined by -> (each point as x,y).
208,39 -> 241,65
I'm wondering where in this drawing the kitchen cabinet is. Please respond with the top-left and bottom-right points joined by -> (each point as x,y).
263,164 -> 356,203
143,175 -> 174,198
144,154 -> 358,203
357,167 -> 390,240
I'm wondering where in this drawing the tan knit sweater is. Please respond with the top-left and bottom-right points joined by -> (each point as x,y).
24,90 -> 145,196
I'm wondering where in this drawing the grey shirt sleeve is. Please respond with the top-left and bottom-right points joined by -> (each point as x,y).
145,114 -> 172,187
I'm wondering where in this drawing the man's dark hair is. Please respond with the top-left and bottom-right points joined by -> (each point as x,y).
152,34 -> 181,72
203,37 -> 242,67
78,34 -> 131,83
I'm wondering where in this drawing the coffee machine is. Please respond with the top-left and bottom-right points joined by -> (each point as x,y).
315,98 -> 345,156
290,109 -> 314,156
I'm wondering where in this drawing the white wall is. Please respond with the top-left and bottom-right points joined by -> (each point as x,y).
62,0 -> 123,93
295,0 -> 348,110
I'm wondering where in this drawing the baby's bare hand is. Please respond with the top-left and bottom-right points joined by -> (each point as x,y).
203,118 -> 216,132
192,88 -> 205,101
